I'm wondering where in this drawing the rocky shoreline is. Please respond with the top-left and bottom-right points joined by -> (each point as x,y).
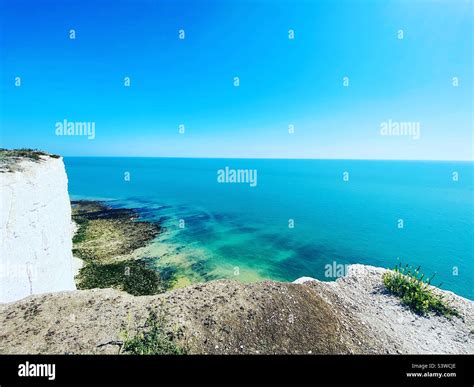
72,200 -> 160,263
72,200 -> 167,295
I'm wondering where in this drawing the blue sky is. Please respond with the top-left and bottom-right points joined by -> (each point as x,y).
0,0 -> 472,160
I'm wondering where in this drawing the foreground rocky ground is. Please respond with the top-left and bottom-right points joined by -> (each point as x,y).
299,265 -> 473,354
0,265 -> 472,354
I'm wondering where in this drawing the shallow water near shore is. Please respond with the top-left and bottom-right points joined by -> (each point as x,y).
65,157 -> 473,299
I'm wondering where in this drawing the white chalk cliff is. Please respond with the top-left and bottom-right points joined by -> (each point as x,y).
0,156 -> 76,303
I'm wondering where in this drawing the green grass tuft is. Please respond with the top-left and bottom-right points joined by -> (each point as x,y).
121,311 -> 186,355
383,263 -> 459,318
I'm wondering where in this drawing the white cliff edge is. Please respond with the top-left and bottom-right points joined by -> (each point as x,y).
0,156 -> 76,303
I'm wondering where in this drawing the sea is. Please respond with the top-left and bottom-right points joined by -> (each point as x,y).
64,157 -> 473,300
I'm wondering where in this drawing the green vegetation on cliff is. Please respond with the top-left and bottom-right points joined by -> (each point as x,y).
0,148 -> 60,172
121,311 -> 187,355
383,264 -> 459,318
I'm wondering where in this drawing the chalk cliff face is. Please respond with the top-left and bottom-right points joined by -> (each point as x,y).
0,156 -> 76,303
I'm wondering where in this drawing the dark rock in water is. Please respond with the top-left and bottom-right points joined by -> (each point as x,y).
71,200 -> 163,296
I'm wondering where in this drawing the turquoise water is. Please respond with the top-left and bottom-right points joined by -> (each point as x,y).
65,158 -> 473,299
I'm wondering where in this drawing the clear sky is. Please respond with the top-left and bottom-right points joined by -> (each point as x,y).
0,0 -> 472,160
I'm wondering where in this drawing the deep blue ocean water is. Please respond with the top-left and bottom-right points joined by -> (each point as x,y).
65,157 -> 473,299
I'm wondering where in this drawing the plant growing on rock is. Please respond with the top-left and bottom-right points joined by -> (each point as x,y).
121,310 -> 187,355
383,263 -> 459,318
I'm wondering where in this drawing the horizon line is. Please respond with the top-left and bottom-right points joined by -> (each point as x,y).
61,155 -> 474,162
